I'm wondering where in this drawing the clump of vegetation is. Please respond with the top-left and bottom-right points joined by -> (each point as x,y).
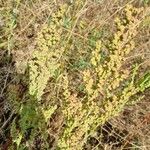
0,1 -> 150,150
29,4 -> 67,101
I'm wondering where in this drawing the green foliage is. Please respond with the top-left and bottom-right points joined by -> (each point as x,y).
19,102 -> 38,134
138,71 -> 150,92
141,0 -> 150,4
72,58 -> 90,70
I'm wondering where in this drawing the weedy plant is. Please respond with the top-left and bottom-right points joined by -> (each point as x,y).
57,4 -> 150,150
29,4 -> 67,101
1,1 -> 150,150
9,4 -> 68,149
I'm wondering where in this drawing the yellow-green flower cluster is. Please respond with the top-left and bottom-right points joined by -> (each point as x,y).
62,74 -> 83,121
62,73 -> 71,100
37,4 -> 67,50
36,25 -> 61,50
29,49 -> 61,101
83,70 -> 94,95
58,73 -> 85,149
51,4 -> 67,26
57,4 -> 144,150
90,40 -> 102,67
104,5 -> 143,94
58,97 -> 102,149
89,4 -> 143,97
81,4 -> 144,137
29,4 -> 67,101
86,86 -> 137,135
93,82 -> 138,129
58,73 -> 101,149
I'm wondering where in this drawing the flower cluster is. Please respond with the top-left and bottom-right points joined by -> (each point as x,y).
29,4 -> 67,101
57,4 -> 145,150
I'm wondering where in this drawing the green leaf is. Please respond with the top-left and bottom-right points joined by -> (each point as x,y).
138,71 -> 150,92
